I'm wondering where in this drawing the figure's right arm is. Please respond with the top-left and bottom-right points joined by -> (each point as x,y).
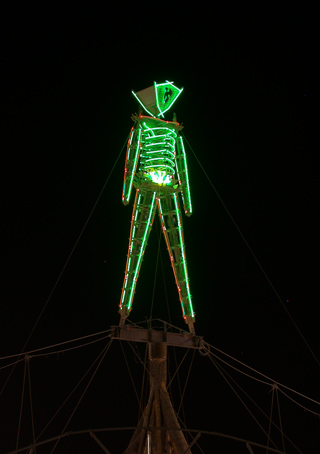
122,126 -> 142,205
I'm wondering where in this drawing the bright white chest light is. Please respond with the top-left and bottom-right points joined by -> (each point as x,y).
150,170 -> 171,184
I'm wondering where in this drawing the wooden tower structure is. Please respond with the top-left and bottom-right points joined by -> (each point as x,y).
112,322 -> 202,453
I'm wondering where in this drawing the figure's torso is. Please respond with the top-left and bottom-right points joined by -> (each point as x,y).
135,116 -> 182,188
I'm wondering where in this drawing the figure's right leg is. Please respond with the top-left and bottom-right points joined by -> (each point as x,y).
119,189 -> 157,326
158,194 -> 195,334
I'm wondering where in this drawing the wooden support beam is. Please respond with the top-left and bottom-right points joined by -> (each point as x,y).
111,325 -> 202,349
125,340 -> 193,453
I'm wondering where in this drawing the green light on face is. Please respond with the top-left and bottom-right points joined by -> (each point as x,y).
132,81 -> 182,118
155,81 -> 183,117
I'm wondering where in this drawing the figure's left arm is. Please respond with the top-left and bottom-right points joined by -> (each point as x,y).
122,126 -> 141,205
175,134 -> 192,216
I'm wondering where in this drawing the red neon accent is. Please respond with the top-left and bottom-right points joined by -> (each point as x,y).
139,115 -> 180,126
120,190 -> 139,307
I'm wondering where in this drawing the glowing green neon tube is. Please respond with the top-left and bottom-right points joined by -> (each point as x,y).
124,128 -> 142,204
127,192 -> 157,311
120,84 -> 195,333
173,193 -> 194,317
177,136 -> 192,215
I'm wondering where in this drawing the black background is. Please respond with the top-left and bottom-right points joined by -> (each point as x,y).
1,5 -> 319,453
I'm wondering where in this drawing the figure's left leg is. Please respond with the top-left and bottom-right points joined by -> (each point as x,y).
119,189 -> 158,326
158,193 -> 195,334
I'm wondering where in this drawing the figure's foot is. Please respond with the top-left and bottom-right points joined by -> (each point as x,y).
189,324 -> 195,335
186,317 -> 195,335
118,306 -> 129,327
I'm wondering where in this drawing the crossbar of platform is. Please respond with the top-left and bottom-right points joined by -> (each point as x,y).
111,325 -> 202,349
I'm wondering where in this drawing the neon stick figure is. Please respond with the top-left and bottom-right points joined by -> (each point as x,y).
119,81 -> 195,334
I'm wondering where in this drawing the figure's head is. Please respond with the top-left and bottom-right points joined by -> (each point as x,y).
132,81 -> 183,118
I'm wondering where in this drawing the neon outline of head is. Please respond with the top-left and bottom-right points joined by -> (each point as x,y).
132,81 -> 183,118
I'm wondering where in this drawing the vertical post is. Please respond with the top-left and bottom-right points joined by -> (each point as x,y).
149,343 -> 167,454
149,343 -> 167,386
126,340 -> 192,453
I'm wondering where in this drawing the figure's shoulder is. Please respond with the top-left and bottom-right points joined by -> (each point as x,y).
132,115 -> 183,132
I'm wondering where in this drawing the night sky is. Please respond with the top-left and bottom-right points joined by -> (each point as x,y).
1,7 -> 319,453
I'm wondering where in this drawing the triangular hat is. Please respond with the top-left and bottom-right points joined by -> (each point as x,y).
132,81 -> 183,117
